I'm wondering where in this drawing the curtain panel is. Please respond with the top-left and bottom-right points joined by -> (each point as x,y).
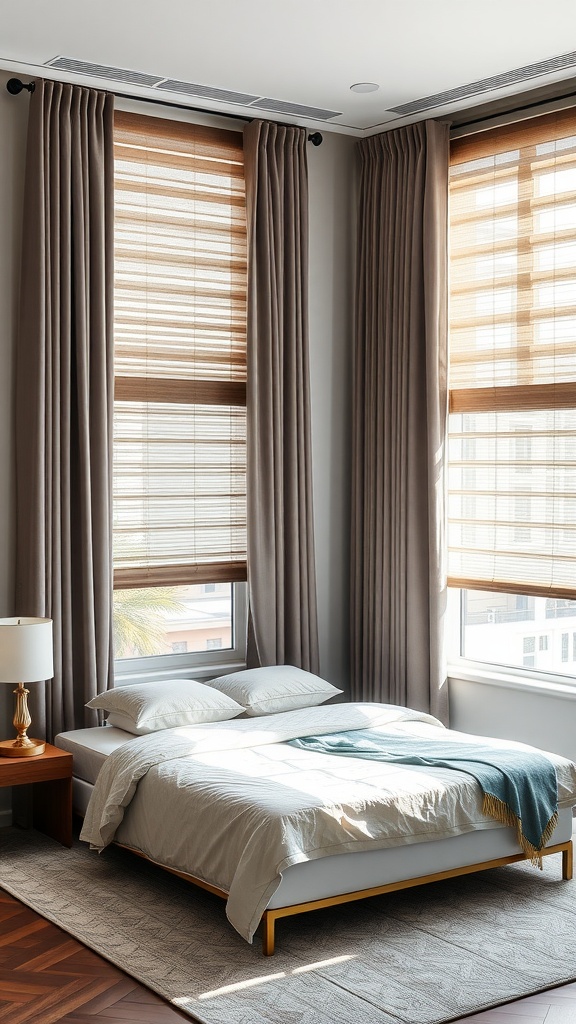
351,120 -> 449,721
243,120 -> 319,673
15,79 -> 115,739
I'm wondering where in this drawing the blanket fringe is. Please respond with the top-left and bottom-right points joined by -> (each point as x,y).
481,793 -> 558,868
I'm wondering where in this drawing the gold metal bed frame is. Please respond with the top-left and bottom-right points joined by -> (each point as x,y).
120,837 -> 573,956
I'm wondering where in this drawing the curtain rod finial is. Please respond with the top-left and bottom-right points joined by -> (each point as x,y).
6,78 -> 35,95
308,132 -> 323,146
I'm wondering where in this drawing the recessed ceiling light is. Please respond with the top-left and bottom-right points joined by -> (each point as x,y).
350,82 -> 379,94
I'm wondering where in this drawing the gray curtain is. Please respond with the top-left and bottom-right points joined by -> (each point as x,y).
351,120 -> 449,722
15,79 -> 115,740
243,120 -> 319,673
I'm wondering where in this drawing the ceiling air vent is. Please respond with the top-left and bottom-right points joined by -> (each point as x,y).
389,49 -> 576,117
45,57 -> 165,88
43,57 -> 342,121
156,79 -> 259,105
251,97 -> 342,120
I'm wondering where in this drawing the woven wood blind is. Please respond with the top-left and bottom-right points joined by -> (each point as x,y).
113,111 -> 247,589
448,109 -> 576,599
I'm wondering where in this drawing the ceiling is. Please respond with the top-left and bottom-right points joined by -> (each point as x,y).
3,0 -> 576,136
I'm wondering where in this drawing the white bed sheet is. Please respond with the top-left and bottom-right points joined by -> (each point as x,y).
55,726 -> 136,784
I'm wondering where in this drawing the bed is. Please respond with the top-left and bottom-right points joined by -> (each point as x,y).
54,668 -> 576,956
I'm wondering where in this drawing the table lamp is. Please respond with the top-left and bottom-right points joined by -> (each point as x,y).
0,617 -> 53,757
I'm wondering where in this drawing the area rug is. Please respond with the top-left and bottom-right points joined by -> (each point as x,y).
1,828 -> 576,1024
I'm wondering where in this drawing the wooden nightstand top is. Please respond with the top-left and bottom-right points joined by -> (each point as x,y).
0,743 -> 73,787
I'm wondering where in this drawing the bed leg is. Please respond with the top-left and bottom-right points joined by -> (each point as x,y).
262,912 -> 275,956
562,841 -> 573,880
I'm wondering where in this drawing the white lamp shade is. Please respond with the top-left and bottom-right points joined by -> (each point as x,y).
0,618 -> 54,683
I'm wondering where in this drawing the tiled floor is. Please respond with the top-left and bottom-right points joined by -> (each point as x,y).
452,982 -> 576,1023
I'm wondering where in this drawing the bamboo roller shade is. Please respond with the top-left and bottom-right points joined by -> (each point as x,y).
449,108 -> 576,599
113,110 -> 247,589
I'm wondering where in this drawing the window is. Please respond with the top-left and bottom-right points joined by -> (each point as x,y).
449,110 -> 576,677
112,111 -> 247,671
522,635 -> 535,667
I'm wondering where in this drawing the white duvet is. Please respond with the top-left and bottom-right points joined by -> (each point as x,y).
80,702 -> 576,942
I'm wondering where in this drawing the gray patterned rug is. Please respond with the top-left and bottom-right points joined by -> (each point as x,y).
0,827 -> 575,1024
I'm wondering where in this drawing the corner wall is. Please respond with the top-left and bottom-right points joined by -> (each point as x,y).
449,675 -> 576,762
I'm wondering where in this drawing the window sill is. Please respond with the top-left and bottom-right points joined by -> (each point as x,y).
448,661 -> 576,701
114,658 -> 246,687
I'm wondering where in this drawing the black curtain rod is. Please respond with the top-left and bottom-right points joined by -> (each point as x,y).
6,78 -> 324,145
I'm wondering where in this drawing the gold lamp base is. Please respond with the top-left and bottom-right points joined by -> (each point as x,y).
0,681 -> 45,757
0,737 -> 45,757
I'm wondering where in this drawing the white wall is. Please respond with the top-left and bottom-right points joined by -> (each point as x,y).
0,70 -> 29,821
449,675 -> 576,762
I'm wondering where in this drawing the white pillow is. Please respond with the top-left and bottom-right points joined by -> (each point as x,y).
86,679 -> 244,735
205,665 -> 342,717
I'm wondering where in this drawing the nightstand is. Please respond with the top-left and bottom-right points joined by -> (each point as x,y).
0,743 -> 73,847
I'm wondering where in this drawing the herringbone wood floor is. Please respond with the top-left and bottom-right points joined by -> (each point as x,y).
0,888 -> 194,1023
1,887 -> 576,1023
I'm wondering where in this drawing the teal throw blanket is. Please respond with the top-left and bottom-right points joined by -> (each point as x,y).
288,730 -> 558,864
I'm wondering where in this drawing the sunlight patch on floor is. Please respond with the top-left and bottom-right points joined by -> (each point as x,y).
194,972 -> 286,1000
292,954 -> 356,973
191,953 -> 357,1001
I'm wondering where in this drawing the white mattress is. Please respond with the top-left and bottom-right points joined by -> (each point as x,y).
269,805 -> 574,908
55,726 -> 136,784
